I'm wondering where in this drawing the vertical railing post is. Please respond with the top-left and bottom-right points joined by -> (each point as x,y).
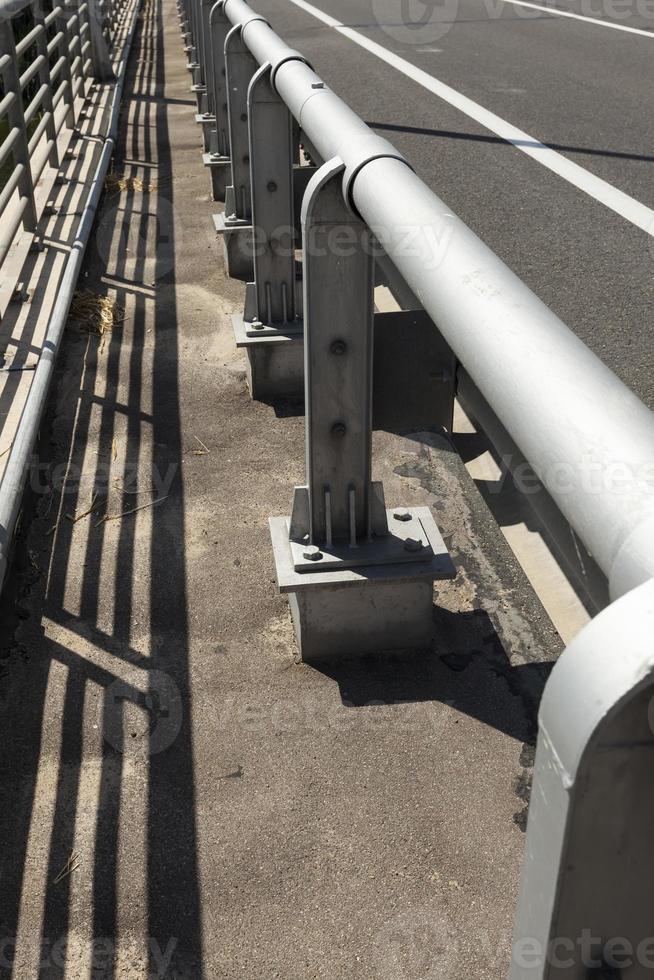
0,18 -> 38,233
194,0 -> 214,150
55,0 -> 79,131
189,0 -> 206,110
303,158 -> 375,545
246,62 -> 296,328
33,5 -> 60,168
182,0 -> 196,67
269,158 -> 455,663
230,61 -> 302,399
203,0 -> 230,201
213,22 -> 258,279
186,0 -> 200,86
209,0 -> 230,158
87,0 -> 114,80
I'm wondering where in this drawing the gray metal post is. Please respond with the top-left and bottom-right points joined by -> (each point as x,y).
194,0 -> 214,137
213,22 -> 259,279
55,1 -> 78,132
231,63 -> 302,397
209,0 -> 230,157
203,0 -> 231,202
190,0 -> 207,111
32,6 -> 60,168
247,63 -> 296,327
187,0 -> 201,91
224,23 -> 257,221
269,158 -> 455,662
511,578 -> 654,980
181,0 -> 195,64
303,158 -> 374,545
87,0 -> 114,80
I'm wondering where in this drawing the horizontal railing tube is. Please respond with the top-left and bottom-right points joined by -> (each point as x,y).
350,158 -> 654,599
220,0 -> 654,601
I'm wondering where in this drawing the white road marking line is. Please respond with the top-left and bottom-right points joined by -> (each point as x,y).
285,0 -> 654,236
501,0 -> 654,38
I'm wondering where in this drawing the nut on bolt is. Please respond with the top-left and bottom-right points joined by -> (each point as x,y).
330,339 -> 346,355
404,537 -> 423,553
303,545 -> 323,561
331,422 -> 347,438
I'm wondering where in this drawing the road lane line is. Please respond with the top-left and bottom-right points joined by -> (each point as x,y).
500,0 -> 654,38
285,0 -> 654,236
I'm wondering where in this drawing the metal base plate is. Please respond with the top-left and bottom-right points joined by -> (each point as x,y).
232,314 -> 302,347
290,510 -> 436,573
212,212 -> 250,233
202,152 -> 229,168
270,507 -> 455,593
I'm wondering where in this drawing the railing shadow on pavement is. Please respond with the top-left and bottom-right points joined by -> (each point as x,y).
0,0 -> 204,974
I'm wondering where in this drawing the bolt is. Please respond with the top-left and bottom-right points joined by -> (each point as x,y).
404,537 -> 423,553
210,151 -> 221,160
311,82 -> 325,89
243,154 -> 249,164
227,212 -> 237,221
303,545 -> 323,561
331,422 -> 346,438
267,180 -> 277,193
240,112 -> 247,122
202,111 -> 211,118
330,339 -> 346,356
251,319 -> 264,330
393,509 -> 411,522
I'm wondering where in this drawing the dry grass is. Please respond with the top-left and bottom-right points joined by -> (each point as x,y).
68,290 -> 126,351
104,171 -> 157,193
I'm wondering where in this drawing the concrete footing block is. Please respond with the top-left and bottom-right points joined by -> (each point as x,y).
190,83 -> 206,114
194,113 -> 214,153
213,213 -> 253,280
232,315 -> 303,400
203,152 -> 229,202
269,507 -> 455,663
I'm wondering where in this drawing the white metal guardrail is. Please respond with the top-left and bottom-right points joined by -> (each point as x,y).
0,0 -> 140,588
179,0 -> 654,973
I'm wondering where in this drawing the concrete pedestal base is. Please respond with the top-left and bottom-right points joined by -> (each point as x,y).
191,83 -> 206,114
270,507 -> 455,663
232,315 -> 303,400
203,152 -> 229,202
213,212 -> 253,280
195,113 -> 214,153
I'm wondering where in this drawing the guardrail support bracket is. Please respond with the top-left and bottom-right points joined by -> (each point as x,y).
269,158 -> 455,662
214,24 -> 258,278
204,152 -> 231,201
232,62 -> 303,399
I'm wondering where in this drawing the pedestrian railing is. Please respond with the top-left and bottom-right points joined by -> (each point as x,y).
0,0 -> 140,587
0,0 -> 122,274
177,0 -> 654,972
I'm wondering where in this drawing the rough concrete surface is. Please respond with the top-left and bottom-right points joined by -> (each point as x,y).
0,1 -> 561,977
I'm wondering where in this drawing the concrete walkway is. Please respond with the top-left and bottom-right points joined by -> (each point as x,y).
0,0 -> 561,976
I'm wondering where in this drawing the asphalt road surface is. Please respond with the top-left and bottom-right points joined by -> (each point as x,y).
254,0 -> 654,408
